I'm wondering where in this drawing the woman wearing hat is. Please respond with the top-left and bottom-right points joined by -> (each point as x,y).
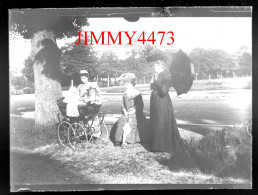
77,70 -> 101,102
114,73 -> 147,148
148,56 -> 183,158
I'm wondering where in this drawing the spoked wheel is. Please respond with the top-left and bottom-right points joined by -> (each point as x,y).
83,115 -> 93,143
57,121 -> 72,147
85,113 -> 108,143
84,126 -> 94,143
67,122 -> 88,150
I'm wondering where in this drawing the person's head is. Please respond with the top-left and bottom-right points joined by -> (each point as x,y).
80,70 -> 89,84
154,60 -> 166,73
118,73 -> 136,88
146,52 -> 166,73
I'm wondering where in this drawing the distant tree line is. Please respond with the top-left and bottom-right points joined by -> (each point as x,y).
22,40 -> 165,87
189,46 -> 251,80
21,38 -> 251,87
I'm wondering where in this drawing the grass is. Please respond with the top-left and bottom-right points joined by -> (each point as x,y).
189,119 -> 252,179
96,77 -> 252,93
10,116 -> 252,188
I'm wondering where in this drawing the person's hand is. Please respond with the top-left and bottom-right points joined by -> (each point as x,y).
127,107 -> 136,115
124,110 -> 129,116
83,96 -> 89,103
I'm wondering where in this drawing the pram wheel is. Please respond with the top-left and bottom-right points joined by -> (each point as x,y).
67,122 -> 88,150
84,113 -> 108,143
57,121 -> 72,147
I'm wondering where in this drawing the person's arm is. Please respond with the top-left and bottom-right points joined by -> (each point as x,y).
121,94 -> 129,115
76,84 -> 83,100
150,75 -> 155,90
134,94 -> 144,111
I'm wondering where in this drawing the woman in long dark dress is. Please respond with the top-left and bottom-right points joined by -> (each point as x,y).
150,70 -> 182,155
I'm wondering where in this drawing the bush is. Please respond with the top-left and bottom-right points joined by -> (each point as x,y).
192,119 -> 252,179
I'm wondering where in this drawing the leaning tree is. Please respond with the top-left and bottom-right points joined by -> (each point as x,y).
10,9 -> 89,138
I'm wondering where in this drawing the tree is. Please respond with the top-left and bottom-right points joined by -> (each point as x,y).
97,51 -> 122,86
124,44 -> 157,83
22,56 -> 34,82
60,37 -> 98,85
10,9 -> 89,137
189,48 -> 239,79
10,76 -> 26,90
237,46 -> 252,76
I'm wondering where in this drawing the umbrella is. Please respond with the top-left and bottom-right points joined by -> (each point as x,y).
169,49 -> 195,96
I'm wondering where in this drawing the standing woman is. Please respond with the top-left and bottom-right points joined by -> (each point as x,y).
149,58 -> 183,157
114,73 -> 147,147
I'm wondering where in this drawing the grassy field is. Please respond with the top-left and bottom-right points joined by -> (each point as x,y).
10,116 -> 252,189
97,77 -> 252,93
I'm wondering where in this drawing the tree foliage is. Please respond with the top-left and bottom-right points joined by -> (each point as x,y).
10,9 -> 91,135
10,9 -> 90,83
189,48 -> 242,74
10,9 -> 89,40
22,56 -> 34,82
60,37 -> 98,84
10,76 -> 27,90
237,46 -> 252,71
97,51 -> 122,78
10,9 -> 91,85
125,44 -> 157,78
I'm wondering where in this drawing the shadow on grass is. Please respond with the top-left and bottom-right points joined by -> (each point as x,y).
10,148 -> 95,187
10,106 -> 35,115
155,142 -> 199,172
156,125 -> 252,182
10,116 -> 97,187
109,121 -> 117,144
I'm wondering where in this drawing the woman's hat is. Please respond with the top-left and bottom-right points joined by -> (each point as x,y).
80,70 -> 89,77
118,73 -> 136,82
146,52 -> 166,63
80,70 -> 88,74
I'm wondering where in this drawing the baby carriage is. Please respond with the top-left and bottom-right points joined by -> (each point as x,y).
56,97 -> 108,150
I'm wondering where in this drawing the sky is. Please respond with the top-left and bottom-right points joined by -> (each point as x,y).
9,17 -> 251,76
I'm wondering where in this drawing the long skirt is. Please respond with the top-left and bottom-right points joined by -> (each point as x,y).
114,111 -> 147,144
150,90 -> 181,153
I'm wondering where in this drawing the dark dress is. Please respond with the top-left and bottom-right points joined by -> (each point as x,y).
150,82 -> 181,153
115,90 -> 147,144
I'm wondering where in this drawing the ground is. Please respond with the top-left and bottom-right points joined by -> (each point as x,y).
10,78 -> 252,190
10,115 -> 251,190
10,89 -> 252,126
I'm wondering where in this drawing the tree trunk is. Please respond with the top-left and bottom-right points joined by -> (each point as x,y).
107,75 -> 110,87
31,30 -> 62,137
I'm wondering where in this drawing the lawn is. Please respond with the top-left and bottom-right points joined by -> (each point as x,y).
97,77 -> 252,93
10,116 -> 252,190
